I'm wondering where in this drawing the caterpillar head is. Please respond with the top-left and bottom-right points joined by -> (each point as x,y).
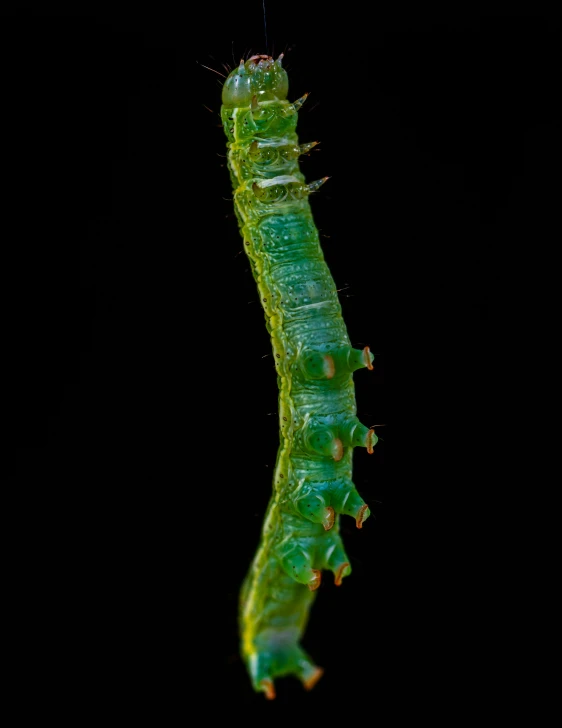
222,55 -> 289,108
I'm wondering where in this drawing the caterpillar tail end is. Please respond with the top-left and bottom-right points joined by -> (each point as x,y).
250,647 -> 324,699
257,666 -> 324,699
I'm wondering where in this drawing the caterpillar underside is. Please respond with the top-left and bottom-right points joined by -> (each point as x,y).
221,54 -> 377,699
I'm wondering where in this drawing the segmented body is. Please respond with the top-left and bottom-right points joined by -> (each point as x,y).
221,55 -> 376,699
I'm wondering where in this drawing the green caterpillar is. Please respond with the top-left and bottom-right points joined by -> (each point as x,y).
221,54 -> 377,700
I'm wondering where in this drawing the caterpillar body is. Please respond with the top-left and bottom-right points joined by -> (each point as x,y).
221,54 -> 377,699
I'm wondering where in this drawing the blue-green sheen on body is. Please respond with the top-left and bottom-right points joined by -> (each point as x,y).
221,55 -> 376,699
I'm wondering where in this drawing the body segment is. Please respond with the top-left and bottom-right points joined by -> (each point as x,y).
221,55 -> 376,698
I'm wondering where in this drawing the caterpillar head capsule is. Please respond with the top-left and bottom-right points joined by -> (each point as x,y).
222,55 -> 288,108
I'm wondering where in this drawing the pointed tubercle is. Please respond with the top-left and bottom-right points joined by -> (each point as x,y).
306,177 -> 330,194
299,141 -> 319,155
292,92 -> 309,111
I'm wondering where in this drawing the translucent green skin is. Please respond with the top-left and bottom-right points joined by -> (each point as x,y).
221,57 -> 376,699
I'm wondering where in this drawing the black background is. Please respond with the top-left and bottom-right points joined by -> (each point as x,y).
8,6 -> 559,720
